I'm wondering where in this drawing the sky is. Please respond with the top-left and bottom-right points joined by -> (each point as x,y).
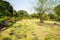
6,0 -> 60,14
6,0 -> 36,14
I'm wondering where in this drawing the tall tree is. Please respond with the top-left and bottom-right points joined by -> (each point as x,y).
34,0 -> 57,23
17,10 -> 29,18
0,0 -> 13,16
0,0 -> 13,30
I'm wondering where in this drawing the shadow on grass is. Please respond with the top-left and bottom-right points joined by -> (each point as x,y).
37,22 -> 60,27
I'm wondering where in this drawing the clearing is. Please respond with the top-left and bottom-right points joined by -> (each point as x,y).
0,19 -> 60,40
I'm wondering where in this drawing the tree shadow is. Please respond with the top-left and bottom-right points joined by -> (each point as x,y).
37,22 -> 60,27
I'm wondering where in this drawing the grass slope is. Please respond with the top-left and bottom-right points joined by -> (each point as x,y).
0,19 -> 60,40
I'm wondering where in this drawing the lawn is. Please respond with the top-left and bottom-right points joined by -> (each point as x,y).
0,19 -> 60,40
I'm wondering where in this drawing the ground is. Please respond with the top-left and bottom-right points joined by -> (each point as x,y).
0,19 -> 60,40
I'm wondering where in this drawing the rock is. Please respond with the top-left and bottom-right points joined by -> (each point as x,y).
1,27 -> 6,31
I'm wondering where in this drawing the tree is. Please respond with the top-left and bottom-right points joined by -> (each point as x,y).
54,5 -> 60,21
31,13 -> 39,18
13,10 -> 17,17
0,0 -> 13,30
41,13 -> 50,20
54,5 -> 60,15
48,13 -> 56,20
0,0 -> 13,16
34,0 -> 57,23
17,10 -> 29,19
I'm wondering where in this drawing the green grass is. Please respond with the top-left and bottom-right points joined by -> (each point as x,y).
0,19 -> 60,40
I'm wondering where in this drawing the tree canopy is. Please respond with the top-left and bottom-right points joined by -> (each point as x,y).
0,0 -> 13,16
17,10 -> 29,18
54,5 -> 60,21
34,0 -> 57,13
34,0 -> 58,22
54,5 -> 60,15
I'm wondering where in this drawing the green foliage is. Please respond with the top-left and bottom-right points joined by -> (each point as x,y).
54,5 -> 60,15
30,13 -> 50,20
34,0 -> 57,22
17,10 -> 29,19
56,16 -> 60,21
13,10 -> 17,17
42,14 -> 50,20
48,13 -> 56,20
34,0 -> 57,13
54,5 -> 60,21
0,0 -> 13,16
0,17 -> 6,24
30,13 -> 39,18
0,17 -> 19,30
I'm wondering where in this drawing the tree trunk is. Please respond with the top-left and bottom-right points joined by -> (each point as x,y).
39,13 -> 44,23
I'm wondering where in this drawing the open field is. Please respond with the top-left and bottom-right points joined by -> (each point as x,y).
0,19 -> 60,40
